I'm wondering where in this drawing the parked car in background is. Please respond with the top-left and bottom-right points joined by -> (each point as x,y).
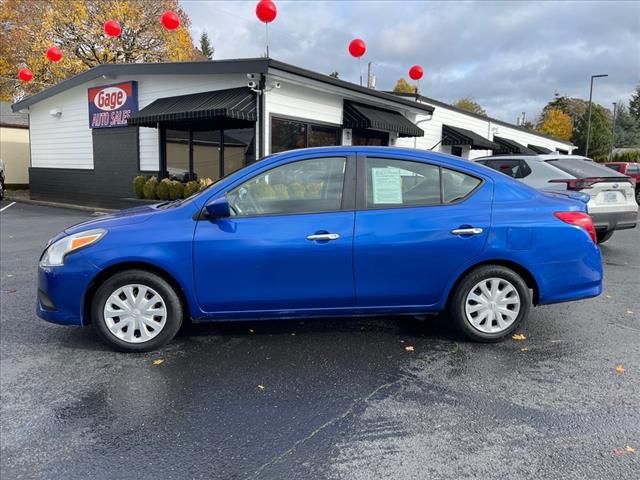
37,147 -> 603,352
475,155 -> 638,243
0,158 -> 5,200
605,162 -> 640,204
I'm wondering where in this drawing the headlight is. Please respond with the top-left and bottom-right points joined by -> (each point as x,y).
40,229 -> 107,267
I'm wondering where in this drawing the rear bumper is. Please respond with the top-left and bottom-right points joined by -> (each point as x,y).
590,210 -> 638,231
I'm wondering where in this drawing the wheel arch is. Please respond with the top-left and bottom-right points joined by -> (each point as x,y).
446,259 -> 540,308
82,261 -> 191,326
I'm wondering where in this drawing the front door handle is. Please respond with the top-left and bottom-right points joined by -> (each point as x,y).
451,227 -> 483,236
307,233 -> 340,241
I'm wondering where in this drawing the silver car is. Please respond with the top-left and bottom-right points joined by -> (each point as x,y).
475,154 -> 638,243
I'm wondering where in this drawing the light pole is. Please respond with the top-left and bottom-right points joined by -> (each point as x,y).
585,74 -> 608,157
609,101 -> 617,160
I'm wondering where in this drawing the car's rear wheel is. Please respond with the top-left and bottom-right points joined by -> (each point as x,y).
91,270 -> 183,352
596,230 -> 614,244
449,265 -> 530,342
635,188 -> 640,205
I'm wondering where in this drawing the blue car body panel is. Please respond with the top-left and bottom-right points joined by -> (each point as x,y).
36,146 -> 603,327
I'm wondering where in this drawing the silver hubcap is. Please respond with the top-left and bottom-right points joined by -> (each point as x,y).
465,277 -> 521,334
103,284 -> 167,344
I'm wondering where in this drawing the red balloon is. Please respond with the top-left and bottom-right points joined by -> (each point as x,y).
348,38 -> 366,58
161,10 -> 181,30
46,46 -> 63,62
18,68 -> 33,82
104,19 -> 121,37
256,0 -> 277,23
409,65 -> 424,81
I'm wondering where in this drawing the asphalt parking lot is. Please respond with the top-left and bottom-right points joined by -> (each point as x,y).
1,200 -> 639,480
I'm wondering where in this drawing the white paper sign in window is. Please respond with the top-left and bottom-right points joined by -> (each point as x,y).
372,167 -> 402,204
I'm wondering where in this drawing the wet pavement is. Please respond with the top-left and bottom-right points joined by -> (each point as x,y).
1,201 -> 639,479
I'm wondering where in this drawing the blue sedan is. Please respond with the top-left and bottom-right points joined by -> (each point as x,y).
37,147 -> 603,352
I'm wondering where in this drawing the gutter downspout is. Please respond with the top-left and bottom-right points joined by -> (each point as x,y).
258,73 -> 266,159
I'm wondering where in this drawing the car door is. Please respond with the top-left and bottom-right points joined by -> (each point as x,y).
193,154 -> 356,314
354,154 -> 492,307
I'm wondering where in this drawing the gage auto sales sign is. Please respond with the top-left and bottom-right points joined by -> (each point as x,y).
88,81 -> 138,128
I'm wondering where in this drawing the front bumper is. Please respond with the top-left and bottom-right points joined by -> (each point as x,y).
590,210 -> 638,232
37,259 -> 99,326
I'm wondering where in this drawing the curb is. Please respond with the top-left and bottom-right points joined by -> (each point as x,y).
3,196 -> 118,214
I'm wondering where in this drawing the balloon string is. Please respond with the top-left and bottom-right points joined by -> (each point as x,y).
265,23 -> 269,57
359,57 -> 362,86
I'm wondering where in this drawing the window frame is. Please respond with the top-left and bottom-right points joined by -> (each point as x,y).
356,154 -> 484,211
223,154 -> 356,219
269,114 -> 342,154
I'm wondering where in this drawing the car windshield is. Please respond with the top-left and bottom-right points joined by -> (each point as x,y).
547,158 -> 626,178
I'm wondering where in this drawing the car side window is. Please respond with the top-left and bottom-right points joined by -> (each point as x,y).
365,158 -> 440,207
441,167 -> 482,203
227,157 -> 346,216
364,158 -> 481,207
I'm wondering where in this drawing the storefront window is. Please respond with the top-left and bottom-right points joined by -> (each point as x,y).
165,127 -> 255,182
271,117 -> 339,153
352,128 -> 389,146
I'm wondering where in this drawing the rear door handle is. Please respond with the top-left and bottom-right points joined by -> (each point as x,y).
307,233 -> 340,241
451,227 -> 483,236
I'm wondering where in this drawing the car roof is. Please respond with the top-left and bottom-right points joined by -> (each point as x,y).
474,154 -> 592,163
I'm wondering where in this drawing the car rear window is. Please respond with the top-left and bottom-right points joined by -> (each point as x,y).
547,159 -> 626,178
606,164 -> 623,172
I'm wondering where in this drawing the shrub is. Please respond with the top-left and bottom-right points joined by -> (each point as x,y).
169,180 -> 184,200
199,177 -> 214,191
156,178 -> 171,200
143,176 -> 158,200
272,184 -> 289,199
133,175 -> 147,199
612,150 -> 640,163
287,182 -> 305,199
184,180 -> 199,198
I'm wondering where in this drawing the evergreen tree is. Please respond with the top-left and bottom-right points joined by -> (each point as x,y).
573,104 -> 612,161
199,32 -> 214,60
629,84 -> 640,123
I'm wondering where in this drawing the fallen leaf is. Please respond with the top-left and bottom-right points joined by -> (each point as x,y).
405,346 -> 415,352
291,333 -> 296,336
6,274 -> 13,278
613,446 -> 636,456
152,359 -> 164,365
627,310 -> 634,315
512,334 -> 527,341
605,294 -> 611,299
520,347 -> 529,352
615,364 -> 626,374
249,328 -> 254,333
257,384 -> 265,390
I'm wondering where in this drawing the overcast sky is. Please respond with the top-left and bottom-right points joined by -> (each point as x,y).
181,0 -> 640,124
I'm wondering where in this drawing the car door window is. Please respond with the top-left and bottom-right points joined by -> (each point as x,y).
486,159 -> 529,178
227,157 -> 346,216
364,158 -> 481,207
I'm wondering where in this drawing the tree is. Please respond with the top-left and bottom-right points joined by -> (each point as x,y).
453,97 -> 486,116
573,103 -> 612,161
199,32 -> 214,60
329,71 -> 339,79
541,95 -> 589,128
612,102 -> 640,148
392,78 -> 416,94
0,0 -> 198,101
629,84 -> 640,123
537,108 -> 573,141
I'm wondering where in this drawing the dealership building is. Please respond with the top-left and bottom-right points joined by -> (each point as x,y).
11,57 -> 575,208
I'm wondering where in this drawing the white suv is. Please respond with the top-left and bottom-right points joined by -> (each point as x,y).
475,154 -> 638,243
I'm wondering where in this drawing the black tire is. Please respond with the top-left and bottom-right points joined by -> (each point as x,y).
91,270 -> 184,352
449,265 -> 531,342
596,230 -> 614,244
635,188 -> 640,206
0,178 -> 4,200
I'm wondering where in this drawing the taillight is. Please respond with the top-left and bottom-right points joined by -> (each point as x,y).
549,177 -> 635,190
554,211 -> 597,243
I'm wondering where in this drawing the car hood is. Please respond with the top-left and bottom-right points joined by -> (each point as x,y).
64,204 -> 157,235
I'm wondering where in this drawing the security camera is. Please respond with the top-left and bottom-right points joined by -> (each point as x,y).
247,80 -> 257,89
247,73 -> 257,80
273,82 -> 281,89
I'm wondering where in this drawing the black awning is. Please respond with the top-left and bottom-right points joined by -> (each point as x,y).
128,87 -> 256,128
528,144 -> 552,154
493,136 -> 536,155
343,101 -> 424,137
441,125 -> 499,150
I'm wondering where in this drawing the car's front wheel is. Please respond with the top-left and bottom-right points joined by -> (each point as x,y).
91,270 -> 183,352
449,265 -> 530,342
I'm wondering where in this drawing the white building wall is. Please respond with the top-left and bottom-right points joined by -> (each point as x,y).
264,81 -> 343,154
27,73 -> 248,171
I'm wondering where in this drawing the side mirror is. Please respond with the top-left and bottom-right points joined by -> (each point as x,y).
205,196 -> 231,219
